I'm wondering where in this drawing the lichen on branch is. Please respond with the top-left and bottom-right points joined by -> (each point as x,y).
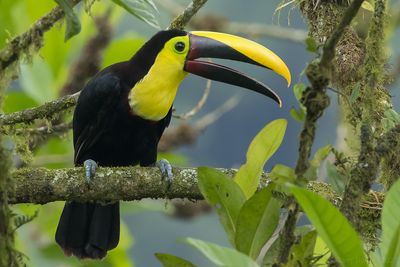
278,0 -> 366,264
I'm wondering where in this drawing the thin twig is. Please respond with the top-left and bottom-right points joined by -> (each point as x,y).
194,95 -> 240,131
173,79 -> 212,120
158,96 -> 240,152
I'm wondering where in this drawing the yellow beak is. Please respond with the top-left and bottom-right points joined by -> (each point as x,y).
189,31 -> 291,86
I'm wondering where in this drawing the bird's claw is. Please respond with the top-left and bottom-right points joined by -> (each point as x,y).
156,159 -> 173,187
83,159 -> 97,185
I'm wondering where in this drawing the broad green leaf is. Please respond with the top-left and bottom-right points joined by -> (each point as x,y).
235,185 -> 280,259
289,185 -> 368,267
54,0 -> 81,41
304,144 -> 332,180
155,253 -> 197,267
381,179 -> 400,267
235,119 -> 287,198
183,238 -> 259,267
269,164 -> 296,184
326,162 -> 345,194
287,230 -> 317,267
111,0 -> 160,29
197,167 -> 246,244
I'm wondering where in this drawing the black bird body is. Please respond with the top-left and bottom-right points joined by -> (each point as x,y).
55,31 -> 182,259
55,29 -> 290,260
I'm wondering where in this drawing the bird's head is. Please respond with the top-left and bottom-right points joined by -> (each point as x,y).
129,30 -> 291,121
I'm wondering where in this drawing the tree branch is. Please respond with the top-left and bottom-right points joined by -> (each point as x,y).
0,0 -> 209,127
168,0 -> 208,30
8,166 -> 241,204
0,93 -> 79,126
0,0 -> 82,73
278,0 -> 365,264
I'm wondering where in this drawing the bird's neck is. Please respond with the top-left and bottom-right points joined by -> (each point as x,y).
128,51 -> 187,121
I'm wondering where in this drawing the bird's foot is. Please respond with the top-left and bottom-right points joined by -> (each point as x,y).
83,159 -> 97,185
156,159 -> 173,188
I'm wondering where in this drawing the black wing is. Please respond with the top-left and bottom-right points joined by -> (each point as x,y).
73,72 -> 122,165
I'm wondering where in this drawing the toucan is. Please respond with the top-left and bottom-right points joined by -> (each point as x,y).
55,29 -> 291,259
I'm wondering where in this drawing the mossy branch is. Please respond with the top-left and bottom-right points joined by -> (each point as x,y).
7,165 -> 383,245
339,0 -> 389,230
0,0 -> 82,73
278,0 -> 365,264
0,93 -> 79,126
0,0 -> 208,127
168,0 -> 208,30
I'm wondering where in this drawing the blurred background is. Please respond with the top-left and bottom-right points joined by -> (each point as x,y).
1,0 -> 398,266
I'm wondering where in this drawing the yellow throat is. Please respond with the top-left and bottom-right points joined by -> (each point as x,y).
128,36 -> 189,121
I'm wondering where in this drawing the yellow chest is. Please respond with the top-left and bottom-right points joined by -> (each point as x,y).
128,52 -> 187,121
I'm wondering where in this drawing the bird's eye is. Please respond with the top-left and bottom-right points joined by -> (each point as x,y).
174,41 -> 185,52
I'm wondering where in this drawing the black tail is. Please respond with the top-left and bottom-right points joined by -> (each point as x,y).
55,201 -> 120,259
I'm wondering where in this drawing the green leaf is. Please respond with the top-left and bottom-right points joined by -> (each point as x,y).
289,185 -> 368,267
287,230 -> 317,267
54,0 -> 81,41
290,107 -> 305,122
269,164 -> 296,184
182,238 -> 259,267
381,179 -> 400,267
326,162 -> 345,194
197,167 -> 246,245
235,185 -> 281,259
291,84 -> 306,122
293,83 -> 306,101
155,253 -> 197,267
384,109 -> 400,123
383,109 -> 400,131
235,119 -> 287,198
361,1 -> 374,12
313,235 -> 330,265
349,83 -> 361,103
304,144 -> 332,180
111,0 -> 160,29
305,37 -> 318,53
